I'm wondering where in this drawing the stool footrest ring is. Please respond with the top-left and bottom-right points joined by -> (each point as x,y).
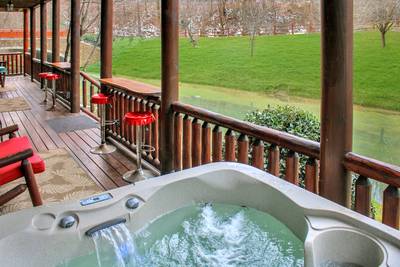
140,145 -> 156,153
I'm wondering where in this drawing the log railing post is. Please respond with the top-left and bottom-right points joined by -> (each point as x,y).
52,0 -> 61,62
268,144 -> 280,176
40,0 -> 47,87
182,115 -> 192,169
70,0 -> 81,113
320,0 -> 353,207
160,0 -> 179,174
30,7 -> 36,82
191,118 -> 202,167
305,158 -> 319,193
286,150 -> 299,185
225,129 -> 236,162
23,9 -> 29,76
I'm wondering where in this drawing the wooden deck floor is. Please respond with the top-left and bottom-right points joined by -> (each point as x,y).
0,76 -> 132,190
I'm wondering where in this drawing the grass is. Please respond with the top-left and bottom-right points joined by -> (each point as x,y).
87,31 -> 400,111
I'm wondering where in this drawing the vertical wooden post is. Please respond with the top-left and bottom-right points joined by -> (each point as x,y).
160,0 -> 179,174
52,0 -> 60,62
40,0 -> 47,72
320,0 -> 353,207
70,0 -> 81,113
23,9 -> 29,75
101,0 -> 113,80
30,7 -> 36,82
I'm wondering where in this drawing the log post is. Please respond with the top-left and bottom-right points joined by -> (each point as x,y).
70,0 -> 81,113
160,0 -> 179,174
23,9 -> 29,75
30,7 -> 36,82
100,0 -> 113,80
320,0 -> 353,207
52,0 -> 60,62
40,0 -> 47,76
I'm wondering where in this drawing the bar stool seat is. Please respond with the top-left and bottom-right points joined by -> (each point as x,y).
122,111 -> 155,184
91,93 -> 113,105
90,93 -> 116,155
41,73 -> 61,111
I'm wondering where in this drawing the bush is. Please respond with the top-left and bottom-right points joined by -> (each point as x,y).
244,105 -> 320,185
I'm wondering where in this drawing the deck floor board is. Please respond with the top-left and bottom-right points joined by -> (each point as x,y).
0,76 -> 135,191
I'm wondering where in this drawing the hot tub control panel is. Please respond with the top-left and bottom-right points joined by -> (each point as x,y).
80,193 -> 113,206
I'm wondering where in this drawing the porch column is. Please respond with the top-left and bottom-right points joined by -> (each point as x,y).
100,0 -> 113,80
40,0 -> 47,73
160,0 -> 179,174
52,0 -> 60,62
320,0 -> 353,207
23,9 -> 29,76
30,7 -> 36,82
70,0 -> 81,113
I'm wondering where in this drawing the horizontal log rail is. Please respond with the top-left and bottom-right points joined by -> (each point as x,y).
0,52 -> 24,76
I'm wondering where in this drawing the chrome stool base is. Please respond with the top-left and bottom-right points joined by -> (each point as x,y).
122,168 -> 154,184
90,143 -> 116,155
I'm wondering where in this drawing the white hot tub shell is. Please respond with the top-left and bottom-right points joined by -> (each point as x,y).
0,163 -> 399,266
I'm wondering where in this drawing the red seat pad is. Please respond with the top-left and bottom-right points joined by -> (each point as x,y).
91,93 -> 113,105
0,137 -> 45,186
124,112 -> 156,126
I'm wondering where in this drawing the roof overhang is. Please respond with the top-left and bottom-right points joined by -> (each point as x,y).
0,1 -> 50,12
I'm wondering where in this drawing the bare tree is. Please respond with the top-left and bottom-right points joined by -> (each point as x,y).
363,0 -> 400,47
241,0 -> 265,56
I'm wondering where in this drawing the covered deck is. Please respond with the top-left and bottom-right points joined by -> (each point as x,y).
0,0 -> 399,232
0,76 -> 132,191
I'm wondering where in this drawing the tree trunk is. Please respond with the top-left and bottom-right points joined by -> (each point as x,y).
381,31 -> 386,48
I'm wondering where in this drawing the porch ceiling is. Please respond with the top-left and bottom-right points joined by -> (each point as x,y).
0,0 -> 49,11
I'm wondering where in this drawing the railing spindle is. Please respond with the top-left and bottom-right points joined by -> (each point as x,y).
212,125 -> 223,162
192,118 -> 202,167
237,134 -> 249,164
183,115 -> 192,169
252,139 -> 264,170
152,104 -> 160,166
225,129 -> 236,162
202,122 -> 212,164
383,185 -> 400,229
90,84 -> 95,113
268,144 -> 280,176
174,113 -> 183,171
305,158 -> 319,193
82,79 -> 87,108
286,150 -> 299,185
354,176 -> 371,217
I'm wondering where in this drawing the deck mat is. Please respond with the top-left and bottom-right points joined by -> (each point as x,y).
0,96 -> 30,112
46,115 -> 98,133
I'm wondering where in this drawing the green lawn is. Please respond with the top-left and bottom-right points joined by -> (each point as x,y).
87,31 -> 400,111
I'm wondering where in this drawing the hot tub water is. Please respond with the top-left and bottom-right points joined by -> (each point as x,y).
61,203 -> 305,267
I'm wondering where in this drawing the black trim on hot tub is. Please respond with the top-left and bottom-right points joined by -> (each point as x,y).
85,218 -> 127,237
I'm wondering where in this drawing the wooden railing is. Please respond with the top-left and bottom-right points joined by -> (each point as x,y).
24,53 -> 31,75
102,80 -> 161,169
80,71 -> 101,120
0,52 -> 24,76
172,101 -> 400,229
344,153 -> 400,228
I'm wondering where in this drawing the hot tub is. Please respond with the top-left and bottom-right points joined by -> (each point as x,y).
0,163 -> 399,266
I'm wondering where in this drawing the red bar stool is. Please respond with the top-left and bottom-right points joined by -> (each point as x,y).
38,72 -> 50,104
45,73 -> 61,111
90,93 -> 117,155
122,111 -> 155,183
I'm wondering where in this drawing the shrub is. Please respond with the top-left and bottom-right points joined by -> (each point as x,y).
244,105 -> 320,186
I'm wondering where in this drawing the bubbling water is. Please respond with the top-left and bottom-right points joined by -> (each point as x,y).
135,203 -> 304,267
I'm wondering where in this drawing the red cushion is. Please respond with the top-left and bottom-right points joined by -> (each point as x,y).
91,93 -> 113,105
45,73 -> 61,80
124,112 -> 155,126
0,137 -> 45,186
38,72 -> 50,79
